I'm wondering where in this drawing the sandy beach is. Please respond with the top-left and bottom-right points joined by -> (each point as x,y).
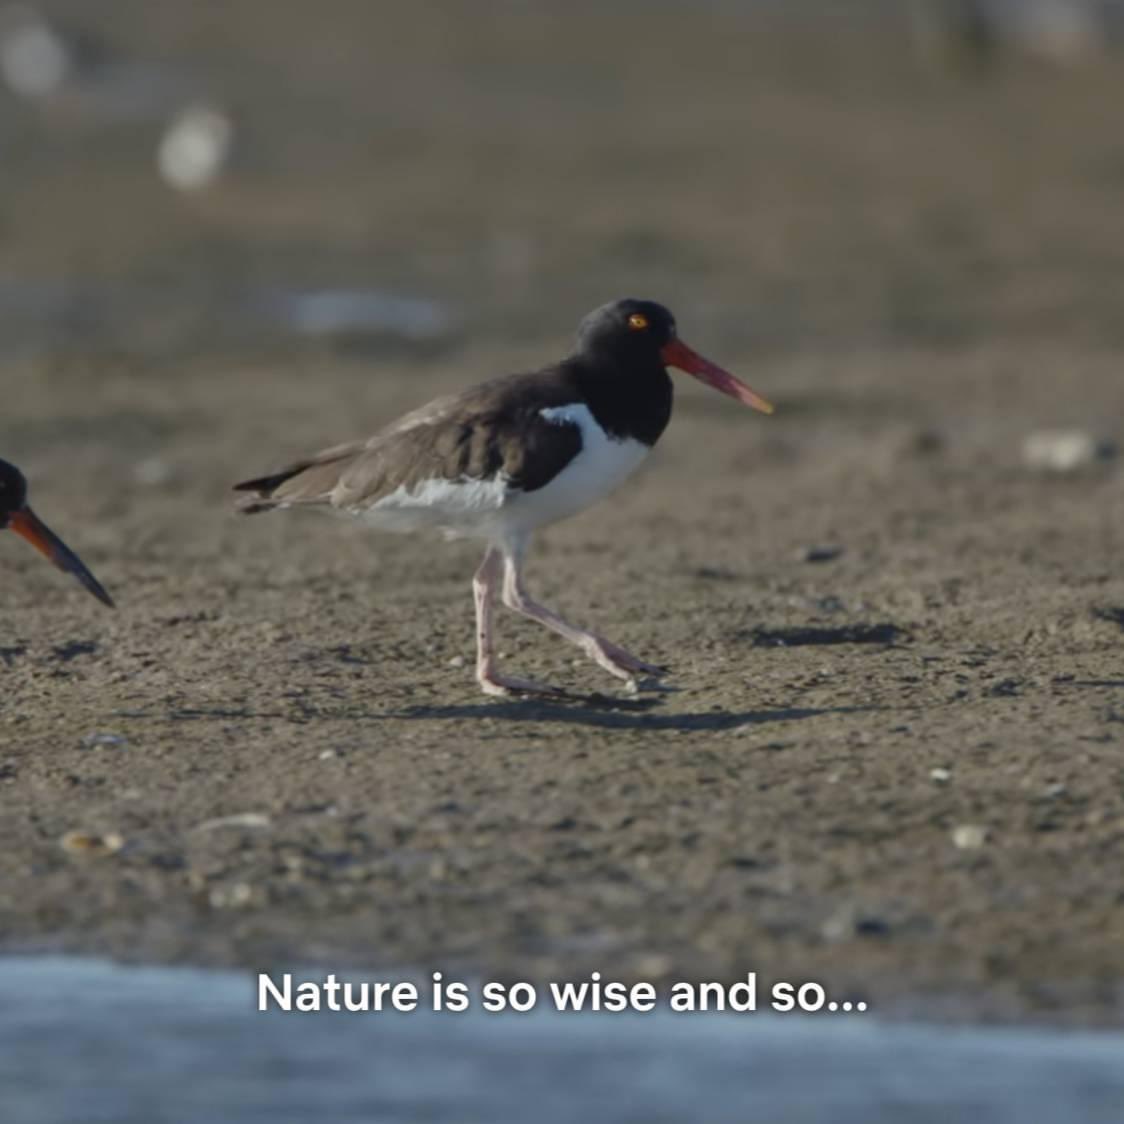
1,0 -> 1123,1025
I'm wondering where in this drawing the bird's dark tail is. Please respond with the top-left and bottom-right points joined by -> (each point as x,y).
233,442 -> 359,513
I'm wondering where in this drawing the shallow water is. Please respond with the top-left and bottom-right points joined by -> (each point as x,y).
2,958 -> 1123,1124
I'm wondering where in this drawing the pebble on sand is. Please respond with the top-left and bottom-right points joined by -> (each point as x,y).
192,812 -> 271,833
80,732 -> 127,748
951,823 -> 988,850
1021,430 -> 1116,473
802,545 -> 844,564
0,5 -> 71,98
208,882 -> 256,909
157,103 -> 234,191
60,830 -> 124,857
822,906 -> 891,942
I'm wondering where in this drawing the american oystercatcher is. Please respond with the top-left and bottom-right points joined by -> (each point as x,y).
0,459 -> 114,607
234,299 -> 773,696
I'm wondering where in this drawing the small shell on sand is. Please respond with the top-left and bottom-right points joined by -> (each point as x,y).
60,831 -> 125,857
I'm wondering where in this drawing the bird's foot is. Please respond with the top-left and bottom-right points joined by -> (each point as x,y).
477,670 -> 566,698
592,638 -> 669,680
614,675 -> 675,698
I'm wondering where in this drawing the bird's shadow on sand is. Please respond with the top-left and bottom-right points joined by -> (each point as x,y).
390,696 -> 879,732
114,696 -> 879,732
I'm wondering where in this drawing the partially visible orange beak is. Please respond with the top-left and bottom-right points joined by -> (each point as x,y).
661,338 -> 774,415
8,507 -> 114,608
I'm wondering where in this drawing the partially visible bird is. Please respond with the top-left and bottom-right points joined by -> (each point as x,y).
0,458 -> 114,607
235,299 -> 773,696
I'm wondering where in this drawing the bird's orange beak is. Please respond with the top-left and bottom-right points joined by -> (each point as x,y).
8,507 -> 114,607
661,338 -> 774,415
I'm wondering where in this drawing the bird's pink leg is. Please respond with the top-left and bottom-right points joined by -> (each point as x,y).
499,547 -> 664,687
473,546 -> 560,697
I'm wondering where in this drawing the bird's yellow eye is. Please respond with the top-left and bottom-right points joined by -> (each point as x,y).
628,313 -> 649,331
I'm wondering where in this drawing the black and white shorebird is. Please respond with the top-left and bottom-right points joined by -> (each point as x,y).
0,458 -> 114,607
234,299 -> 773,696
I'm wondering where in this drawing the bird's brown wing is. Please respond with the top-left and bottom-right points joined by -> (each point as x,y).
234,373 -> 584,514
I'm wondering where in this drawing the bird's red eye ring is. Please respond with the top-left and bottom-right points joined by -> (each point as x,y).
628,313 -> 649,331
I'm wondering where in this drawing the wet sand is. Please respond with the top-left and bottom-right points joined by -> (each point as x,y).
7,958 -> 1124,1123
1,1 -> 1123,1024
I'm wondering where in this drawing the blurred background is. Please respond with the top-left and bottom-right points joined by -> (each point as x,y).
2,0 -> 1124,372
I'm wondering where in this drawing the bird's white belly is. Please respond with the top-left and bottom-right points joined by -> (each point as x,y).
505,406 -> 649,532
353,476 -> 510,537
354,403 -> 649,542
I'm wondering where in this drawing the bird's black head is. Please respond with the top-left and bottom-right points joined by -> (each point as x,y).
576,298 -> 678,368
0,459 -> 28,527
0,456 -> 114,607
574,298 -> 775,416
